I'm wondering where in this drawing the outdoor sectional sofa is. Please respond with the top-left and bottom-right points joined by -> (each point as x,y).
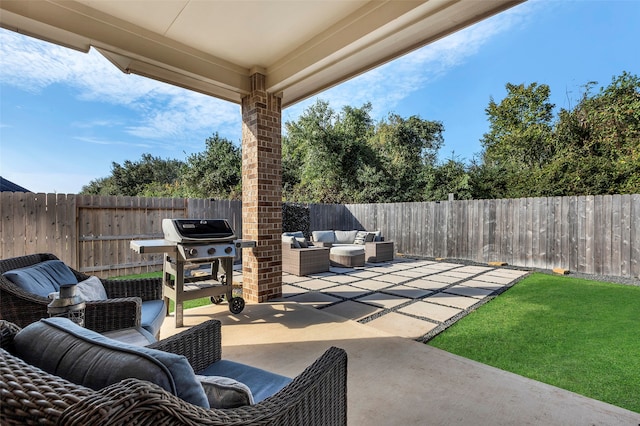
312,230 -> 394,267
0,318 -> 348,425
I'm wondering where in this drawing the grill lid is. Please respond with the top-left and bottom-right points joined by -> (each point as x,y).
162,218 -> 236,243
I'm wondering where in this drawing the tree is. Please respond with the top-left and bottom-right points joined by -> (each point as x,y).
478,82 -> 556,197
371,114 -> 444,202
546,72 -> 640,195
180,133 -> 242,199
282,100 -> 377,203
81,154 -> 184,196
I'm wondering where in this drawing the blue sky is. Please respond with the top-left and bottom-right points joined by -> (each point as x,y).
1,0 -> 638,194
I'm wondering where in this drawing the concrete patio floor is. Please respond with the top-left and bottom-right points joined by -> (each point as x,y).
160,259 -> 640,425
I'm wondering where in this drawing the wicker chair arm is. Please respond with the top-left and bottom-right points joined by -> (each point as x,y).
83,297 -> 142,333
101,277 -> 163,301
1,348 -> 93,426
59,346 -> 347,426
148,320 -> 222,372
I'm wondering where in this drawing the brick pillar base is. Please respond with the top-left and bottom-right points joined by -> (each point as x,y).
241,73 -> 282,302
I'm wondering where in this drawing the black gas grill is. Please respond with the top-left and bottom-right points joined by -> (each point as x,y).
131,218 -> 255,328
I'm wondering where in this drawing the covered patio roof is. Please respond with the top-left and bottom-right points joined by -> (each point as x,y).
0,0 -> 523,108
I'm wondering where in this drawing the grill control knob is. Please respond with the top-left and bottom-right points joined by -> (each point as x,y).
207,247 -> 216,255
225,246 -> 233,254
188,248 -> 198,257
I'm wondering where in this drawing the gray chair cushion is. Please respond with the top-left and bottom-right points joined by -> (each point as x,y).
141,299 -> 167,337
13,317 -> 209,408
2,260 -> 78,297
199,359 -> 292,403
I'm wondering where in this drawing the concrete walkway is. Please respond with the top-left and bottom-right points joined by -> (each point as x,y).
160,259 -> 640,425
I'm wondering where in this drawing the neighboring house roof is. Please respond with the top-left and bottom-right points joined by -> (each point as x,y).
0,176 -> 31,192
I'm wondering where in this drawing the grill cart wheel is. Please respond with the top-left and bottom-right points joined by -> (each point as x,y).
229,297 -> 245,314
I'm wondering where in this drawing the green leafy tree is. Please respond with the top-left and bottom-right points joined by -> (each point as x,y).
180,133 -> 242,199
283,100 -> 377,203
81,154 -> 184,196
479,82 -> 555,197
424,156 -> 472,201
545,72 -> 640,195
372,114 -> 444,202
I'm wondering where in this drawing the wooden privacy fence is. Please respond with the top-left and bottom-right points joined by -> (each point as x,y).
0,193 -> 242,278
310,194 -> 640,278
1,193 -> 639,278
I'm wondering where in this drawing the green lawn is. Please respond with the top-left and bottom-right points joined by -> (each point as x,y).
428,273 -> 640,413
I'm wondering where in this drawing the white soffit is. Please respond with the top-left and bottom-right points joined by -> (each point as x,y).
0,0 -> 524,107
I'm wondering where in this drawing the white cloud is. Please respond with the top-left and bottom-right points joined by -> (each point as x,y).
0,28 -> 241,142
73,136 -> 155,149
284,1 -> 536,122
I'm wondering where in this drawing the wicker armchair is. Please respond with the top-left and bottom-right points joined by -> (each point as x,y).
0,253 -> 163,333
0,319 -> 348,426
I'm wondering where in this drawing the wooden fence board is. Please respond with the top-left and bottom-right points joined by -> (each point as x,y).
631,194 -> 640,278
611,195 -> 622,277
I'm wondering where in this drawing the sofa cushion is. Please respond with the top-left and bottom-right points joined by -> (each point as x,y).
13,317 -> 209,408
196,374 -> 254,408
2,260 -> 78,297
335,230 -> 358,244
199,359 -> 292,403
312,230 -> 336,244
141,299 -> 167,337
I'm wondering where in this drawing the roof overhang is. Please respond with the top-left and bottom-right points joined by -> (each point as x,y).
0,0 -> 524,108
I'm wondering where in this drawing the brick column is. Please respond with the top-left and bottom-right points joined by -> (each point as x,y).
241,72 -> 282,302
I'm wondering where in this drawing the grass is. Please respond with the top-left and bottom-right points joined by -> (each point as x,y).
428,273 -> 640,413
114,271 -> 214,312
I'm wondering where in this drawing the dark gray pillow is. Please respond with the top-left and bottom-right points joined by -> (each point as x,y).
13,318 -> 209,408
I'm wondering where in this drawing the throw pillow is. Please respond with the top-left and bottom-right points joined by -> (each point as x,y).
75,275 -> 108,301
353,231 -> 368,245
196,375 -> 254,408
365,232 -> 376,243
295,237 -> 308,248
282,235 -> 300,248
